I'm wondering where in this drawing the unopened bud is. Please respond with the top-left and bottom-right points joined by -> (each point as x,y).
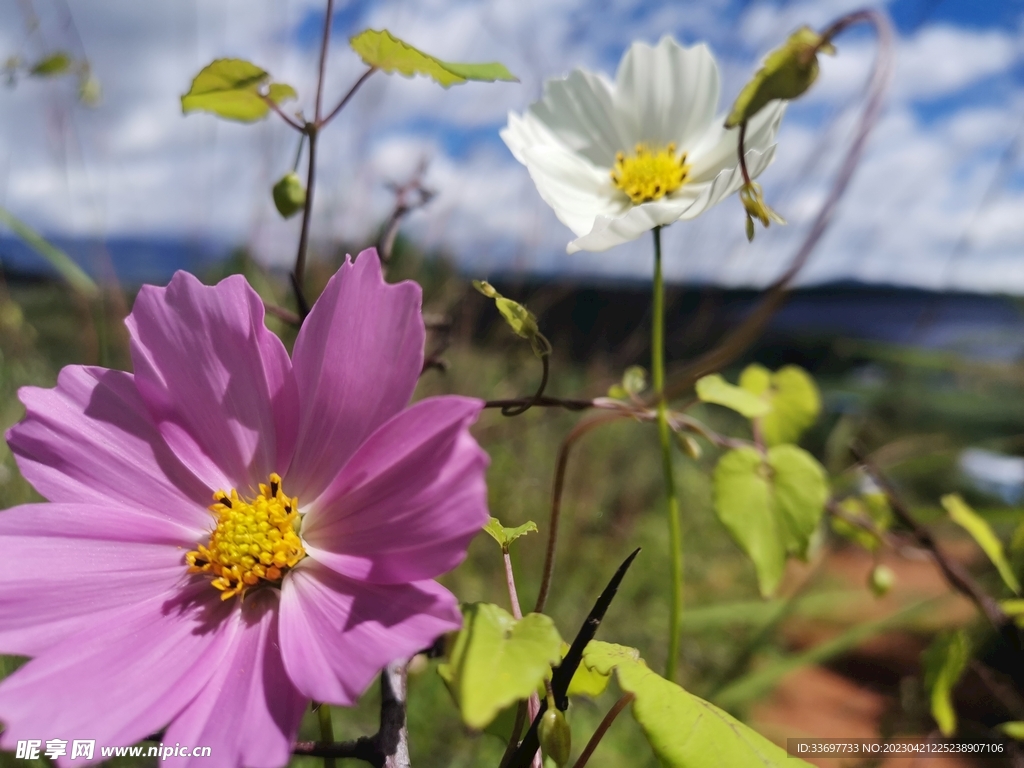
740,182 -> 785,241
272,172 -> 307,219
868,564 -> 895,597
538,708 -> 571,766
674,432 -> 702,460
725,26 -> 836,129
472,280 -> 551,358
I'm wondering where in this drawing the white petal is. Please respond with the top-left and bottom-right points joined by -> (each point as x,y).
521,145 -> 625,236
526,69 -> 633,167
566,146 -> 776,253
501,111 -> 563,165
614,37 -> 721,151
687,101 -> 786,183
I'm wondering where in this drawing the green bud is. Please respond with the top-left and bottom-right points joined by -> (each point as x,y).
30,52 -> 73,77
868,564 -> 895,597
739,181 -> 785,240
78,71 -> 102,106
622,365 -> 647,396
538,708 -> 571,767
272,172 -> 307,219
472,280 -> 551,357
725,26 -> 836,129
674,432 -> 702,460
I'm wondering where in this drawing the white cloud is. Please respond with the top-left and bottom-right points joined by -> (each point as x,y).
0,0 -> 1022,294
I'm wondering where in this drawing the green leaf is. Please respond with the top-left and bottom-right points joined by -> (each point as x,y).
483,517 -> 538,551
999,722 -> 1024,740
725,26 -> 836,128
769,444 -> 829,558
695,374 -> 770,418
582,641 -> 806,768
941,494 -> 1020,595
437,603 -> 562,730
713,447 -> 785,597
350,29 -> 517,89
1000,599 -> 1024,628
740,364 -> 821,446
0,207 -> 97,298
30,52 -> 72,77
712,446 -> 828,596
181,59 -> 296,123
272,172 -> 306,219
922,629 -> 971,737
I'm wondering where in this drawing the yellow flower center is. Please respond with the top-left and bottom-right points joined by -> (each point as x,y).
610,143 -> 690,204
186,473 -> 305,601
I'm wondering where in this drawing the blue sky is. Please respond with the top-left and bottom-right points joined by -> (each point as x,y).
0,0 -> 1023,291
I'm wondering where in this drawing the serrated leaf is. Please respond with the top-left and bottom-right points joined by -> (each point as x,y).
713,447 -> 785,597
696,373 -> 771,418
769,444 -> 829,558
438,603 -> 562,730
181,59 -> 296,122
582,641 -> 806,768
740,364 -> 821,446
483,517 -> 538,551
922,629 -> 971,737
350,29 -> 517,89
30,52 -> 72,76
941,494 -> 1020,594
712,446 -> 828,596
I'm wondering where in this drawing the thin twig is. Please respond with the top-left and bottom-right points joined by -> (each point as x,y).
504,549 -> 524,620
321,66 -> 377,128
261,94 -> 303,131
499,355 -> 551,416
314,0 -> 335,126
661,8 -> 894,402
377,160 -> 435,265
570,693 -> 635,768
499,702 -> 529,768
850,443 -> 1009,630
263,299 -> 301,326
483,394 -> 594,412
534,412 -> 633,613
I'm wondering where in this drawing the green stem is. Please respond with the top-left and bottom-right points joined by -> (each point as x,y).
651,226 -> 683,682
316,704 -> 336,768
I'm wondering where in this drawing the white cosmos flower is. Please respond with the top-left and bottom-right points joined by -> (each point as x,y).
501,36 -> 786,254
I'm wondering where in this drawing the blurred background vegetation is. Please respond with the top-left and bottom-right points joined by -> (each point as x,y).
1,236 -> 1023,767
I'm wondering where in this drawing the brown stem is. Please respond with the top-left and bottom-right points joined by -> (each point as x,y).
376,160 -> 434,265
737,120 -> 751,186
498,355 -> 551,417
534,412 -> 632,613
483,394 -> 594,412
661,8 -> 894,402
263,299 -> 301,326
570,693 -> 635,768
261,94 -> 303,131
321,66 -> 377,128
314,0 -> 335,126
849,443 -> 1009,630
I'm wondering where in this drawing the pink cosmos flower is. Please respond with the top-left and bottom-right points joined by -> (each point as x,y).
0,250 -> 489,767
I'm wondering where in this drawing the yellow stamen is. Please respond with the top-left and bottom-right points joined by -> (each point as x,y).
610,143 -> 690,205
186,473 -> 305,601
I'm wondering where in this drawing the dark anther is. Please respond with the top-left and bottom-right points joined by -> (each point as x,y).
220,496 -> 233,509
653,185 -> 661,193
270,480 -> 279,496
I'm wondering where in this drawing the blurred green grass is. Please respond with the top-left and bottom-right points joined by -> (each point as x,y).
1,253 -> 1022,767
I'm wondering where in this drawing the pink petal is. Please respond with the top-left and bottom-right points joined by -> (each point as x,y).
0,502 -> 195,655
279,561 -> 460,704
286,250 -> 425,501
7,366 -> 211,531
126,271 -> 298,494
0,584 -> 235,767
301,396 -> 489,584
163,590 -> 306,768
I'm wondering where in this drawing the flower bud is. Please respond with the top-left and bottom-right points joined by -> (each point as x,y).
868,564 -> 895,597
725,26 -> 836,129
739,181 -> 785,241
472,280 -> 551,358
272,172 -> 306,219
674,432 -> 702,460
538,708 -> 571,766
